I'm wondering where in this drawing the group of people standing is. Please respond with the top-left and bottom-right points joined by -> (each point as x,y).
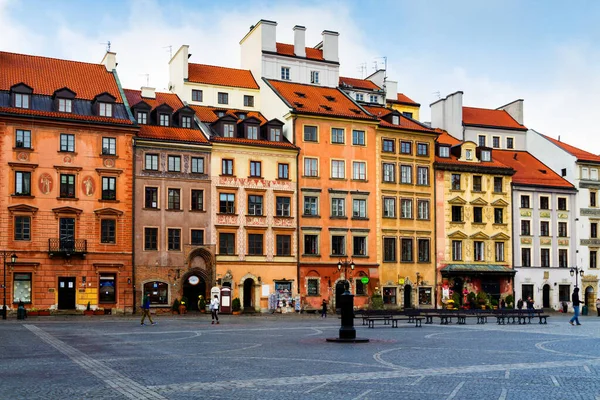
140,294 -> 221,326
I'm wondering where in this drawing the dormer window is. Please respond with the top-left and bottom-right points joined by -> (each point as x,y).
15,93 -> 30,109
223,123 -> 235,138
392,115 -> 400,125
159,114 -> 170,126
217,111 -> 225,118
11,83 -> 33,109
99,102 -> 112,117
481,150 -> 491,162
181,116 -> 192,128
465,149 -> 473,160
270,128 -> 281,141
58,98 -> 72,113
137,111 -> 148,124
239,113 -> 246,120
439,146 -> 450,158
370,95 -> 378,103
247,125 -> 258,140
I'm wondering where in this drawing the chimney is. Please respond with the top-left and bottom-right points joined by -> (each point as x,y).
385,80 -> 398,101
293,25 -> 306,57
101,52 -> 117,72
259,19 -> 277,52
141,86 -> 156,99
497,99 -> 524,125
321,30 -> 339,62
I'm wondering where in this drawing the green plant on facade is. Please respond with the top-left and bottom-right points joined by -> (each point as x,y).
370,294 -> 384,310
505,294 -> 514,307
232,297 -> 241,312
198,296 -> 206,311
172,298 -> 180,313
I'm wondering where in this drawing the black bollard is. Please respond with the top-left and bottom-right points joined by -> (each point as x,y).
338,290 -> 356,339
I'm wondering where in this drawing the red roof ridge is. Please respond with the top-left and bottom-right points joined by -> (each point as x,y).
189,62 -> 254,73
541,134 -> 600,163
493,149 -> 575,188
0,50 -> 108,68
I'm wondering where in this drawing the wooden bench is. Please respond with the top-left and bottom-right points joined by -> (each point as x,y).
495,309 -> 550,325
365,316 -> 393,328
366,316 -> 423,328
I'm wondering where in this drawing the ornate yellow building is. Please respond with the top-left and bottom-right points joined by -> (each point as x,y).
387,94 -> 421,121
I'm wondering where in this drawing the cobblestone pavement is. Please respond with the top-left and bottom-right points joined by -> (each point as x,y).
2,312 -> 600,399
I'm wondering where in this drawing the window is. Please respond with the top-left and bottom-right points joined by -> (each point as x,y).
14,171 -> 31,195
559,249 -> 568,268
401,238 -> 413,262
521,248 -> 531,267
191,190 -> 204,211
439,146 -> 450,158
383,163 -> 395,182
331,198 -> 345,217
506,137 -> 514,149
310,71 -> 319,84
223,123 -> 235,138
383,287 -> 397,305
191,230 -> 204,245
276,235 -> 291,256
191,157 -> 204,174
60,133 -> 75,152
144,228 -> 158,250
145,154 -> 158,170
353,236 -> 366,256
331,160 -> 345,179
558,222 -> 567,237
248,234 -> 264,255
383,139 -> 395,152
14,216 -> 30,241
592,223 -> 598,238
276,197 -> 291,217
591,192 -> 597,207
469,175 -> 481,192
222,159 -> 233,175
383,198 -> 396,218
495,242 -> 505,262
248,195 -> 263,216
137,111 -> 148,124
219,193 -> 235,214
558,285 -> 570,302
473,207 -> 483,223
417,200 -> 429,220
593,169 -> 599,180
332,235 -> 345,255
281,67 -> 290,80
478,135 -> 486,147
219,233 -> 235,255
494,208 -> 503,224
250,161 -> 262,177
167,229 -> 181,251
353,199 -> 367,218
304,158 -> 318,177
181,116 -> 192,128
217,92 -> 229,105
417,166 -> 429,185
493,177 -> 503,193
275,163 -> 289,180
307,278 -> 319,296
582,167 -> 590,180
99,102 -> 113,117
243,95 -> 254,107
13,273 -> 32,303
354,93 -> 364,102
591,250 -> 597,269
247,125 -> 258,140
401,199 -> 412,219
480,150 -> 491,162
541,248 -> 550,267
101,137 -> 116,155
167,188 -> 181,210
352,130 -> 365,146
451,174 -> 461,190
418,239 -> 430,262
159,114 -> 170,126
383,238 -> 396,262
304,235 -> 319,255
15,93 -> 30,109
417,143 -> 429,156
540,221 -> 549,236
353,161 -> 366,180
465,149 -> 473,160
15,130 -> 31,148
451,206 -> 463,222
474,241 -> 485,261
400,141 -> 412,154
101,177 -> 116,200
60,174 -> 75,198
145,187 -> 158,209
269,127 -> 282,141
100,219 -> 116,244
356,276 -> 367,295
521,195 -> 530,208
540,196 -> 549,209
401,165 -> 412,184
331,128 -> 345,144
521,220 -> 531,235
304,196 -> 318,216
192,89 -> 203,102
558,197 -> 567,211
402,112 -> 413,119
304,126 -> 317,142
167,155 -> 181,172
369,95 -> 378,103
492,136 -> 500,148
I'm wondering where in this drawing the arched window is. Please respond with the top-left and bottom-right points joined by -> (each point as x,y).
143,281 -> 169,305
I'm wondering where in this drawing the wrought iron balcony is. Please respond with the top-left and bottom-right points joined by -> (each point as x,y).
48,238 -> 87,258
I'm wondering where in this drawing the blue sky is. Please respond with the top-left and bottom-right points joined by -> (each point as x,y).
2,0 -> 600,149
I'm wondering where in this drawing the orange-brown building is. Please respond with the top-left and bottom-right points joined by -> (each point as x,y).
0,51 -> 137,313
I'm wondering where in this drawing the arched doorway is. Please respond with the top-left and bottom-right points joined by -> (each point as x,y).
404,285 -> 412,309
183,275 -> 206,311
243,278 -> 254,309
542,284 -> 550,309
585,286 -> 595,308
335,280 -> 348,310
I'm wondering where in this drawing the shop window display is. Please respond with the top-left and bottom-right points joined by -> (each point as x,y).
99,274 -> 116,303
143,281 -> 169,305
383,287 -> 396,304
13,273 -> 32,303
419,287 -> 432,305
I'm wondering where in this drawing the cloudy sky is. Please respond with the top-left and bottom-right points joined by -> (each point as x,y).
2,0 -> 599,149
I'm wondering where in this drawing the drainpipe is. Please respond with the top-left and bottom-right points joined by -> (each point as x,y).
132,139 -> 137,315
433,167 -> 438,310
293,117 -> 300,299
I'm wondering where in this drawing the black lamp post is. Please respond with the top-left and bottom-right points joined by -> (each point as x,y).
570,266 -> 584,289
3,252 -> 17,320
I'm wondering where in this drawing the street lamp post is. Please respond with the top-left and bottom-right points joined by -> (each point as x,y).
3,252 -> 17,320
570,266 -> 584,289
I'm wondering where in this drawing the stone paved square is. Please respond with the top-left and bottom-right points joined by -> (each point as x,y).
1,312 -> 599,399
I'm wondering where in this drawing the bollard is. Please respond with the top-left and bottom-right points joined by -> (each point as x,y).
17,303 -> 26,320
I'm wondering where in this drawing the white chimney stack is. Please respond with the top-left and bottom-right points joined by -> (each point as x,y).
141,86 -> 156,99
260,20 -> 277,52
293,25 -> 306,57
101,52 -> 117,72
497,99 -> 524,125
321,30 -> 339,63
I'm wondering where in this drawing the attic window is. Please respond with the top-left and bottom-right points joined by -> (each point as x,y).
58,98 -> 72,113
294,91 -> 306,98
439,146 -> 450,158
324,95 -> 336,102
15,93 -> 30,109
216,111 -> 225,118
159,114 -> 170,127
99,102 -> 113,117
392,115 -> 400,125
293,102 -> 304,108
320,105 -> 332,111
481,150 -> 491,162
238,113 -> 246,120
349,108 -> 361,114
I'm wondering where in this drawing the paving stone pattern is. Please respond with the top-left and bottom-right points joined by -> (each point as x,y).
1,313 -> 600,399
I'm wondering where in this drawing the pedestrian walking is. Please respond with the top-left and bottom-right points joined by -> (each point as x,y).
570,288 -> 582,326
517,298 -> 523,310
321,299 -> 327,318
527,297 -> 534,317
140,293 -> 156,326
596,298 -> 600,317
500,299 -> 506,309
210,294 -> 220,325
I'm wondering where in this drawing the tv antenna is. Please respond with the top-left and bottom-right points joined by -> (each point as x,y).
139,74 -> 150,87
357,63 -> 367,78
433,91 -> 441,100
164,45 -> 173,59
101,40 -> 111,52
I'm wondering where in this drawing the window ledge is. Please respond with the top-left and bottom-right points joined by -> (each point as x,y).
57,197 -> 79,201
352,179 -> 368,182
302,215 -> 321,218
167,209 -> 183,212
352,217 -> 369,221
302,176 -> 320,179
99,199 -> 120,203
330,254 -> 347,257
12,194 -> 34,198
142,208 -> 160,211
472,222 -> 487,226
450,221 -> 465,224
189,209 -> 206,213
217,213 -> 238,216
58,151 -> 77,154
275,215 -> 293,219
245,214 -> 265,217
383,216 -> 397,219
329,178 -> 348,181
302,254 -> 321,257
219,174 -> 236,178
493,223 -> 508,227
13,147 -> 34,152
276,178 -> 291,181
352,255 -> 369,258
100,154 -> 118,158
248,176 -> 264,179
330,216 -> 348,220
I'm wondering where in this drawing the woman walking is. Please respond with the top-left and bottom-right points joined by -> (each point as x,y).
210,295 -> 220,325
596,298 -> 600,317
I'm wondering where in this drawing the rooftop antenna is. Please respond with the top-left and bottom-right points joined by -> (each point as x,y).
433,91 -> 441,100
164,45 -> 173,59
101,40 -> 111,52
139,74 -> 150,87
357,63 -> 367,79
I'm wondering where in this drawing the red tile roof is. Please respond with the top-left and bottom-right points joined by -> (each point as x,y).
387,93 -> 420,106
362,105 -> 436,134
0,106 -> 133,125
339,76 -> 381,91
137,125 -> 209,144
211,135 -> 297,149
493,150 -> 574,189
462,106 -> 526,130
434,131 -> 513,171
542,134 -> 600,163
124,89 -> 185,112
275,43 -> 324,61
0,51 -> 123,102
187,64 -> 259,90
436,130 -> 461,146
190,105 -> 267,125
266,80 -> 375,121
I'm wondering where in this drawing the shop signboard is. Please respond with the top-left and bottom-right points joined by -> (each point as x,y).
361,277 -> 369,284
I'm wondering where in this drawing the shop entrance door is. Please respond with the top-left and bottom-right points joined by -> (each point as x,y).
542,284 -> 550,308
243,278 -> 254,309
482,281 -> 500,303
335,281 -> 348,310
585,286 -> 595,307
183,275 -> 206,311
403,285 -> 412,308
57,277 -> 76,309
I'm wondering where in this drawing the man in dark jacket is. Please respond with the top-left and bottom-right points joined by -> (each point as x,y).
570,287 -> 582,326
141,293 -> 156,326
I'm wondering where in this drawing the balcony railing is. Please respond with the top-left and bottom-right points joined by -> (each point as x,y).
48,238 -> 87,257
